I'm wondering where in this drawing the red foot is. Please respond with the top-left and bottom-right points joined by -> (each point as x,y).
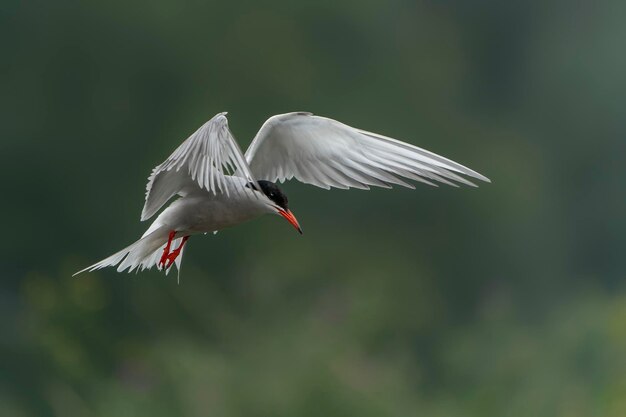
159,231 -> 177,268
160,235 -> 189,270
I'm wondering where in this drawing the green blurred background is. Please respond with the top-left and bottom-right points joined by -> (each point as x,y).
2,0 -> 626,416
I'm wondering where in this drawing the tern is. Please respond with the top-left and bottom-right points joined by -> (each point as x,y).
74,111 -> 489,276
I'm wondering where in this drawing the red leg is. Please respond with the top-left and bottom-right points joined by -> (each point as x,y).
159,231 -> 177,268
165,236 -> 189,269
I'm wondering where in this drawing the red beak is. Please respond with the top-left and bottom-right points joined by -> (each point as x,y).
278,209 -> 303,234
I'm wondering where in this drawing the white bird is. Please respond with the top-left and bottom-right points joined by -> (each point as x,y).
74,111 -> 489,277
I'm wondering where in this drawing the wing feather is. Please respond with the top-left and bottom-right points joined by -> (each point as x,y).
245,112 -> 489,191
141,112 -> 257,221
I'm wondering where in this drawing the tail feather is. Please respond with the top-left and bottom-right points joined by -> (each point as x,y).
73,226 -> 185,277
139,236 -> 185,276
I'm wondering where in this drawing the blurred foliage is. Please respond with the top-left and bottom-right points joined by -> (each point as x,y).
1,0 -> 625,416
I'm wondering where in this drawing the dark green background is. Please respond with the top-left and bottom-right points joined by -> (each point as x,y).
2,1 -> 625,416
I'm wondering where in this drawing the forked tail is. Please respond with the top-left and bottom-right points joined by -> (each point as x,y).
73,226 -> 188,277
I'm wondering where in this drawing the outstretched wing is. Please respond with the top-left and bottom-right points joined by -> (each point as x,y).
141,112 -> 257,221
244,112 -> 490,190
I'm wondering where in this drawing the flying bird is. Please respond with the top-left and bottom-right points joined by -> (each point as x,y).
74,112 -> 489,276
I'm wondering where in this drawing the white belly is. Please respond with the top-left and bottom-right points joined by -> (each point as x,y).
175,195 -> 268,233
149,178 -> 275,235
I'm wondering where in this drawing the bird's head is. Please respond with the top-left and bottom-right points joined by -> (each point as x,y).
248,180 -> 302,234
